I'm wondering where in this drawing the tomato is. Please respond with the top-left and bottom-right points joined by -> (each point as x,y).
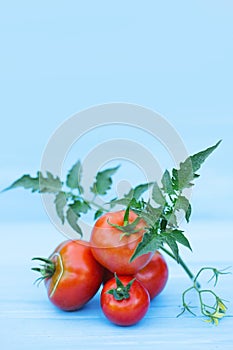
102,251 -> 168,300
32,240 -> 104,311
135,251 -> 168,299
90,210 -> 153,275
101,274 -> 150,326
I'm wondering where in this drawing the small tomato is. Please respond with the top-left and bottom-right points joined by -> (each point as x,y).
101,274 -> 150,326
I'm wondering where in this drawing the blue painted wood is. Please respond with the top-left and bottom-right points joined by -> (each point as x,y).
0,222 -> 232,350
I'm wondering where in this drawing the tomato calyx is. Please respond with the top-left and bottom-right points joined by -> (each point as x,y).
31,257 -> 56,285
107,206 -> 143,239
106,273 -> 136,301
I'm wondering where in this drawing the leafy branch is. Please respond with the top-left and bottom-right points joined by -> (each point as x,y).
126,140 -> 221,264
2,162 -> 120,237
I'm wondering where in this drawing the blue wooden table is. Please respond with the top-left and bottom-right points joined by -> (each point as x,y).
1,221 -> 232,350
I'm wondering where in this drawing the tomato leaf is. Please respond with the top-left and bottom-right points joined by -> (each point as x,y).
4,171 -> 63,193
152,182 -> 166,206
172,140 -> 221,191
66,160 -> 83,194
169,229 -> 192,251
161,170 -> 174,195
174,195 -> 192,223
130,228 -> 162,262
90,165 -> 120,195
66,207 -> 82,236
94,209 -> 104,220
69,199 -> 90,215
54,192 -> 67,224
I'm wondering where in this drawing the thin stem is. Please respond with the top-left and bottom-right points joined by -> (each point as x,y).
87,200 -> 109,213
161,247 -> 201,288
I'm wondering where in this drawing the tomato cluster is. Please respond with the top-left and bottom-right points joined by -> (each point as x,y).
33,210 -> 168,326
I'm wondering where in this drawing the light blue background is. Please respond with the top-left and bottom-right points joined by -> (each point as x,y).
0,0 -> 232,224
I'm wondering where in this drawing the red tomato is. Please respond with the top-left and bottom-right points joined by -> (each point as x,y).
90,210 -> 153,275
101,274 -> 150,326
32,240 -> 104,311
135,251 -> 168,299
102,252 -> 168,300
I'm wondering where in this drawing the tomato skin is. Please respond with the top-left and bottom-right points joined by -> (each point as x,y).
45,240 -> 104,311
90,210 -> 153,275
102,252 -> 168,300
135,252 -> 168,299
101,276 -> 150,326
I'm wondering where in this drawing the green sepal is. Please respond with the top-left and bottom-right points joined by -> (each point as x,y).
106,273 -> 136,301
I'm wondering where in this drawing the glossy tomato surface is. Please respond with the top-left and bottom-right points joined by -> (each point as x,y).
102,251 -> 169,300
45,240 -> 104,311
90,210 -> 153,275
101,275 -> 150,326
135,251 -> 168,299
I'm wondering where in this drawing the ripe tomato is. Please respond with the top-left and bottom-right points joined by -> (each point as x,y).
32,240 -> 104,311
101,274 -> 150,326
135,251 -> 168,299
102,251 -> 168,300
90,210 -> 153,275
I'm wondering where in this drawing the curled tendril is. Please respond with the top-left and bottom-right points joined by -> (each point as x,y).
177,266 -> 231,325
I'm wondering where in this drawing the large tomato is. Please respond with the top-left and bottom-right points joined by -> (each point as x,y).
103,251 -> 169,300
90,210 -> 153,275
101,274 -> 150,326
32,240 -> 104,311
135,251 -> 168,299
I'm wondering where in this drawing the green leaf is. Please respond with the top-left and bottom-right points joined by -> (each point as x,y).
165,211 -> 178,227
172,140 -> 221,191
175,195 -> 192,222
152,182 -> 166,206
130,228 -> 162,262
132,182 -> 154,200
4,171 -> 63,193
54,192 -> 67,224
90,165 -> 120,195
3,174 -> 40,193
69,200 -> 90,215
161,170 -> 174,195
39,172 -> 63,193
185,203 -> 192,222
170,229 -> 192,251
164,235 -> 179,262
94,209 -> 104,220
66,160 -> 83,194
190,140 -> 222,173
66,207 -> 82,236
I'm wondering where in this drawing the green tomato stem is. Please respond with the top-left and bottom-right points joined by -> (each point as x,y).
160,247 -> 201,288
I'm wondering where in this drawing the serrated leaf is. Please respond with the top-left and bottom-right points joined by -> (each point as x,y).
161,170 -> 174,195
170,229 -> 192,251
94,209 -> 104,220
90,165 -> 120,195
164,235 -> 179,262
54,192 -> 67,224
190,140 -> 221,173
165,211 -> 178,227
70,200 -> 90,215
39,171 -> 63,193
66,160 -> 83,194
132,182 -> 154,200
175,195 -> 192,222
3,174 -> 40,193
173,140 -> 221,191
66,207 -> 82,236
109,182 -> 152,208
4,171 -> 63,193
130,229 -> 162,262
152,182 -> 166,206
